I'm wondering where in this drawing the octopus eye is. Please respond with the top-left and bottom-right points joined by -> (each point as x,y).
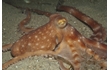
57,18 -> 67,28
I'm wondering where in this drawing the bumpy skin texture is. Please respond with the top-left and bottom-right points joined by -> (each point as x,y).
2,4 -> 107,70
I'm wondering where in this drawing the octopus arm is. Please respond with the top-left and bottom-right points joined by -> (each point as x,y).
30,8 -> 52,17
2,44 -> 13,51
82,37 -> 107,59
18,9 -> 35,33
56,5 -> 106,41
2,50 -> 58,70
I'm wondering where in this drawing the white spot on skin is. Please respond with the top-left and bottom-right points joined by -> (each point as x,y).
16,48 -> 19,51
22,45 -> 24,47
28,43 -> 31,46
71,31 -> 73,34
87,48 -> 93,55
28,36 -> 31,39
70,27 -> 74,35
36,43 -> 39,46
51,30 -> 53,32
77,39 -> 80,42
37,38 -> 40,41
41,45 -> 45,48
82,36 -> 85,39
43,36 -> 46,39
39,31 -> 42,34
49,33 -> 52,36
35,35 -> 38,38
47,39 -> 49,42
71,47 -> 75,51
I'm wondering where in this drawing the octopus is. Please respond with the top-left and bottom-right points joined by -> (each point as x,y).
2,3 -> 107,70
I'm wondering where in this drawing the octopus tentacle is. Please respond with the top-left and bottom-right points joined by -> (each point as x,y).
54,40 -> 81,70
5,2 -> 52,17
57,59 -> 70,70
14,6 -> 52,33
30,8 -> 52,17
15,5 -> 52,17
2,50 -> 57,70
19,9 -> 34,33
56,5 -> 106,42
85,48 -> 107,69
3,2 -> 35,33
86,47 -> 107,69
82,37 -> 107,59
2,44 -> 13,52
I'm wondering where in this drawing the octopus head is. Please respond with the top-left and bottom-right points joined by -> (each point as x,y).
49,13 -> 68,29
